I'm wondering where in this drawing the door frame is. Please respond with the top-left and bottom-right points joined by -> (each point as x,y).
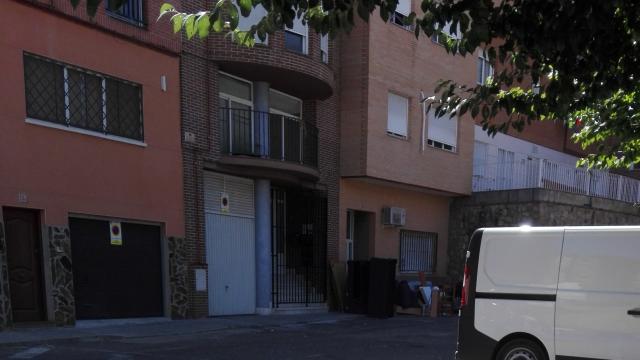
68,213 -> 170,319
2,206 -> 48,322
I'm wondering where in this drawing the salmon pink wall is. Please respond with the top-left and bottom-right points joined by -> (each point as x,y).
339,179 -> 451,276
363,14 -> 476,195
0,1 -> 184,236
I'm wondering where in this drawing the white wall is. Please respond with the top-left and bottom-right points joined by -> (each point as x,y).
474,125 -> 578,166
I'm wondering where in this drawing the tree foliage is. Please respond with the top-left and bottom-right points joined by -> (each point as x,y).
74,0 -> 640,169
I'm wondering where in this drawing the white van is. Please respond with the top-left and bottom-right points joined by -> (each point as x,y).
455,226 -> 640,360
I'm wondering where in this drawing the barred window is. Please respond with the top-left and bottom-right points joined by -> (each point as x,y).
24,53 -> 144,141
399,230 -> 437,273
106,0 -> 144,26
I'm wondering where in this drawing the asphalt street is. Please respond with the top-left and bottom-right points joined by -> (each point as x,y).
0,315 -> 457,359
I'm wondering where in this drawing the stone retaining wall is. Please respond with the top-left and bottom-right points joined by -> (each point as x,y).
447,189 -> 640,281
0,222 -> 11,328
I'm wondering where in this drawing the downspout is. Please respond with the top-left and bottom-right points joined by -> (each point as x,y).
420,91 -> 427,152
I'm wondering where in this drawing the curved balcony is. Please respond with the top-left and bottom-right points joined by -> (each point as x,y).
218,108 -> 319,180
209,32 -> 334,100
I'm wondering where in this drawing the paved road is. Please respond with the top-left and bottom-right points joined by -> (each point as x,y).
0,315 -> 457,359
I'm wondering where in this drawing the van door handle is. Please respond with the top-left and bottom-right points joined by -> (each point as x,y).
628,308 -> 640,316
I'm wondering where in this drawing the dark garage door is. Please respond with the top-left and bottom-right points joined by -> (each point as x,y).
69,218 -> 164,320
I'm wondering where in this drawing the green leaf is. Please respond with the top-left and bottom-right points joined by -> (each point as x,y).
184,14 -> 196,39
212,16 -> 224,32
196,14 -> 211,38
160,3 -> 175,13
228,5 -> 240,30
171,13 -> 184,33
158,3 -> 176,20
238,0 -> 252,17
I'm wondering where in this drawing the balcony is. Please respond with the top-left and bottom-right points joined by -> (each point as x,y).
473,157 -> 640,204
218,108 -> 319,179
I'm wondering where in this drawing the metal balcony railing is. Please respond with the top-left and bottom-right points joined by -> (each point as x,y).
219,108 -> 319,168
473,157 -> 640,204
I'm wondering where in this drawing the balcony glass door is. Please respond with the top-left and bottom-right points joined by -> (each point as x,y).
220,98 -> 253,155
219,73 -> 254,155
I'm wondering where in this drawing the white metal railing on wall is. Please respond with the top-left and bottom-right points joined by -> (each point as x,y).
473,157 -> 640,204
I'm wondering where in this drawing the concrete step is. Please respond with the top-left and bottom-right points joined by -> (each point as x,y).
272,303 -> 329,315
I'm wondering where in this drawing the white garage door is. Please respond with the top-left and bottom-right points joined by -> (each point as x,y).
204,171 -> 255,316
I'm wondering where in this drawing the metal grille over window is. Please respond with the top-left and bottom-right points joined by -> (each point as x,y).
24,53 -> 144,141
399,230 -> 437,273
106,0 -> 144,25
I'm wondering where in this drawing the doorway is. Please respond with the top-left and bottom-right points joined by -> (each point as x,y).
346,210 -> 374,261
3,207 -> 46,322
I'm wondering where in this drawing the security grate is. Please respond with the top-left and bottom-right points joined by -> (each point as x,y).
399,230 -> 437,273
24,53 -> 143,141
106,0 -> 145,25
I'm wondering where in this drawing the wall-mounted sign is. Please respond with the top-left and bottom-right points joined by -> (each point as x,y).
110,221 -> 123,246
221,192 -> 229,213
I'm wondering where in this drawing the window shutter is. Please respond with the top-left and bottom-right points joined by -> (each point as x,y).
387,93 -> 409,137
427,109 -> 457,147
396,0 -> 411,16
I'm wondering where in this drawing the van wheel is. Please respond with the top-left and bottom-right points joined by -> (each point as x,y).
495,339 -> 546,360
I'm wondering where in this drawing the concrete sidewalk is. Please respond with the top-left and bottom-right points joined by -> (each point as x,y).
0,313 -> 362,346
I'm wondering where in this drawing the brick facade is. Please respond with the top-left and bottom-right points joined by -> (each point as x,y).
179,0 -> 340,316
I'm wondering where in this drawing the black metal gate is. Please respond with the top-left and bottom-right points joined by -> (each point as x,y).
271,188 -> 327,306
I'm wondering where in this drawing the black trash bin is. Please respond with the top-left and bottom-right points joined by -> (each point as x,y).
345,260 -> 370,314
367,258 -> 397,318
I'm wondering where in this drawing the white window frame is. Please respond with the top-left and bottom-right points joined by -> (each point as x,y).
477,50 -> 494,85
285,15 -> 309,54
218,71 -> 254,108
346,210 -> 354,261
320,33 -> 329,63
387,92 -> 409,138
391,0 -> 412,31
268,88 -> 302,119
426,109 -> 458,152
219,72 -> 254,153
431,21 -> 461,44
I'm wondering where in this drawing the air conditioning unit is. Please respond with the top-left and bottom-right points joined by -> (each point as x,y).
382,207 -> 406,226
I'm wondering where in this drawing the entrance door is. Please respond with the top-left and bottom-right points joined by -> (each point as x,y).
203,171 -> 255,316
353,211 -> 373,261
272,188 -> 327,306
3,208 -> 45,322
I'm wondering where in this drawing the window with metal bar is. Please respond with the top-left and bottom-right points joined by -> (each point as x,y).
106,0 -> 145,26
399,230 -> 437,273
24,53 -> 144,141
